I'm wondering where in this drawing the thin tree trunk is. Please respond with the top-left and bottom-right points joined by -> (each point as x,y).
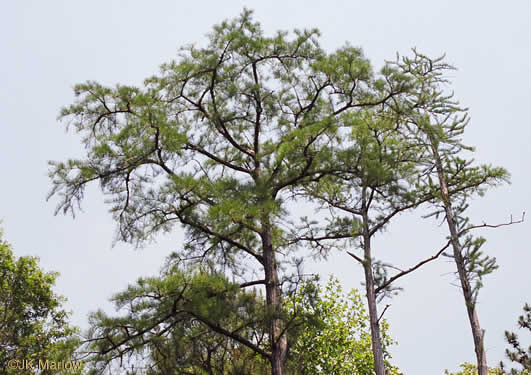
364,258 -> 387,375
262,223 -> 287,375
361,197 -> 387,375
428,133 -> 489,375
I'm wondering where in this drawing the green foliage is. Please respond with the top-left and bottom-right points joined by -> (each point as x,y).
47,8 -> 338,250
288,277 -> 401,375
389,51 -> 510,373
82,264 -> 401,375
84,262 -> 271,374
434,200 -> 501,305
46,9 -> 421,269
444,363 -> 503,375
499,303 -> 531,374
389,48 -> 509,240
0,232 -> 82,374
47,9 -> 424,374
46,9 -> 517,375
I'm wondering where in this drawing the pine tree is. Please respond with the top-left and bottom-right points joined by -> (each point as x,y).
499,303 -> 531,374
48,10 -> 407,375
295,50 -> 512,374
296,106 -> 424,375
391,51 -> 509,375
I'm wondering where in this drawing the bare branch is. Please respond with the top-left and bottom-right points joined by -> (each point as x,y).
347,251 -> 364,264
377,304 -> 391,324
375,240 -> 452,294
239,280 -> 266,288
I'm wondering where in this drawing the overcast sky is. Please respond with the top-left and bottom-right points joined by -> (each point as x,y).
1,1 -> 529,373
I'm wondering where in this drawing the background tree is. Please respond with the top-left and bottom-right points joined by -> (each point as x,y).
444,363 -> 503,375
0,229 -> 82,375
288,276 -> 401,375
47,10 -> 408,375
499,303 -> 531,374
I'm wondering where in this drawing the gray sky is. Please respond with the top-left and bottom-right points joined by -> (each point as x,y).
1,1 -> 529,373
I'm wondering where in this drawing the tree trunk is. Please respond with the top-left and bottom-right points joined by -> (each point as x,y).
439,190 -> 488,375
262,223 -> 287,375
429,133 -> 489,375
364,260 -> 387,375
361,205 -> 387,375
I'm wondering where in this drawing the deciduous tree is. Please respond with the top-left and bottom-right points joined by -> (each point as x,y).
0,230 -> 81,374
288,276 -> 401,375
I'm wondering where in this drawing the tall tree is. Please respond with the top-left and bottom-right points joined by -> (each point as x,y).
0,230 -> 81,375
296,50 -> 512,374
296,106 -> 424,375
48,10 -> 405,374
391,51 -> 510,375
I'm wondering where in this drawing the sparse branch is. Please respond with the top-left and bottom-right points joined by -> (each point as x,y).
310,192 -> 363,216
375,240 -> 451,294
372,214 -> 524,296
368,176 -> 506,237
377,304 -> 391,324
292,232 -> 356,244
459,212 -> 525,234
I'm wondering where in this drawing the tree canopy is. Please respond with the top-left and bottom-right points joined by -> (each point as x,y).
47,9 -> 518,375
48,9 -> 414,374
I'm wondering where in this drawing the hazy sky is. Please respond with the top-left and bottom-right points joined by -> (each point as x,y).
1,1 -> 529,373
